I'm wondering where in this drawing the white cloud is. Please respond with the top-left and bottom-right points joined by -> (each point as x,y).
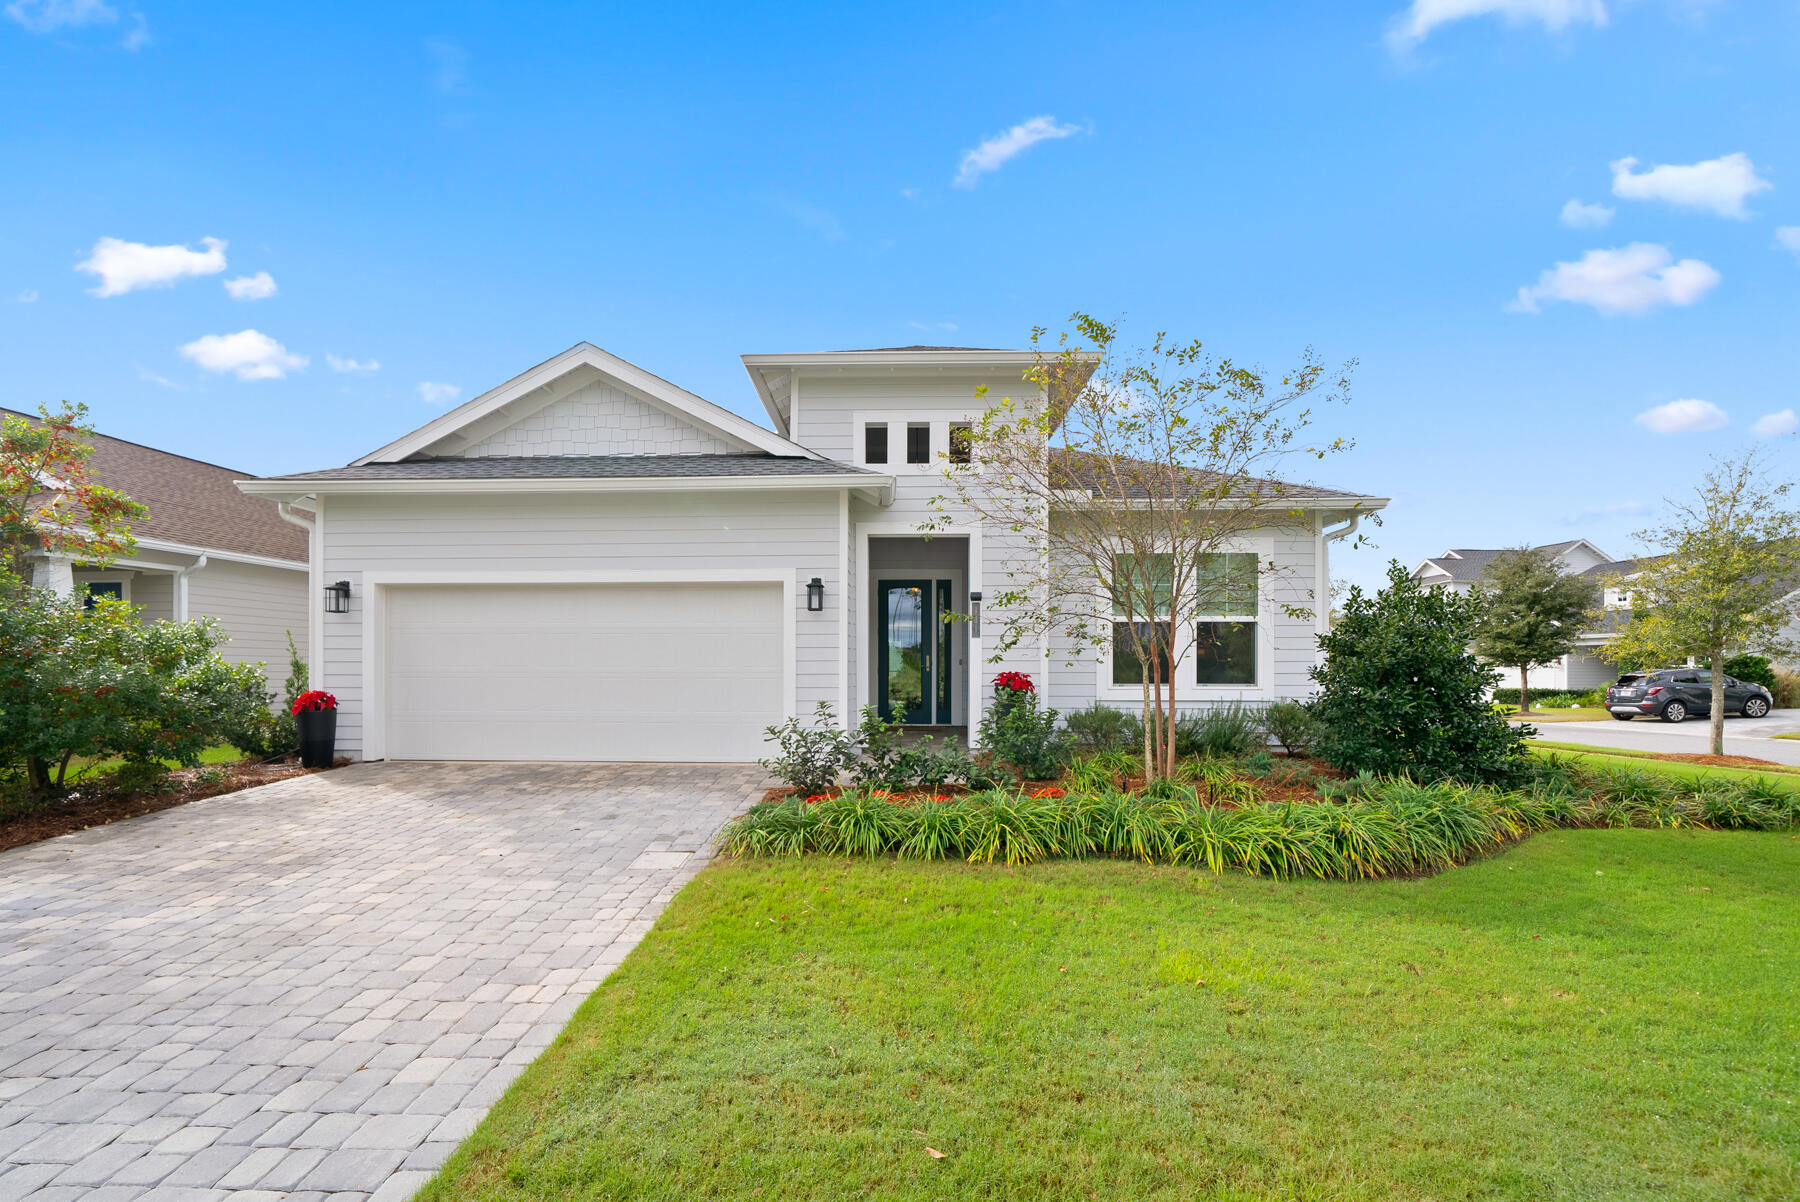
1609,152 -> 1771,219
178,329 -> 308,380
1559,198 -> 1614,229
135,363 -> 178,389
900,187 -> 921,201
1635,398 -> 1728,434
120,9 -> 145,49
1752,408 -> 1797,438
325,354 -> 380,374
417,381 -> 460,405
1386,0 -> 1607,50
4,0 -> 115,32
1510,242 -> 1719,315
77,236 -> 227,296
1776,226 -> 1800,261
223,271 -> 277,301
954,116 -> 1081,188
15,290 -> 36,303
425,37 -> 468,93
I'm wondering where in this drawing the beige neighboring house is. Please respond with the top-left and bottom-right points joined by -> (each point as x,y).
10,408 -> 311,690
1410,538 -> 1639,691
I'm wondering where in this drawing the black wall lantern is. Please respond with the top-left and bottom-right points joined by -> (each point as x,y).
969,590 -> 982,638
806,576 -> 825,612
324,579 -> 352,613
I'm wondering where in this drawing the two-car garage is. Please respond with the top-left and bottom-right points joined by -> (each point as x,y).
379,580 -> 788,763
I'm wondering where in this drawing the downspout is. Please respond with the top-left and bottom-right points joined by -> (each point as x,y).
174,555 -> 208,621
277,500 -> 319,680
1317,511 -> 1364,644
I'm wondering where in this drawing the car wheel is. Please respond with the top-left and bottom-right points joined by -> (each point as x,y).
1744,697 -> 1770,718
1611,713 -> 1634,721
1662,701 -> 1688,723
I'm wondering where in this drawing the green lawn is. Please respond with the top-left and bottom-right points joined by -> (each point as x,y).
1509,706 -> 1611,723
67,744 -> 245,780
1531,742 -> 1800,790
423,832 -> 1799,1201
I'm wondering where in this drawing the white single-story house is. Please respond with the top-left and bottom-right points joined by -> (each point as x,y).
10,407 -> 310,691
237,344 -> 1386,763
1411,539 -> 1639,691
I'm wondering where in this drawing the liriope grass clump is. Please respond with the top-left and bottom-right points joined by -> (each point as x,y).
717,761 -> 1799,881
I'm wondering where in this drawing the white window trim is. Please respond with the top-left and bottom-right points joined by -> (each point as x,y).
1095,539 -> 1277,704
79,573 -> 133,605
852,412 -> 976,475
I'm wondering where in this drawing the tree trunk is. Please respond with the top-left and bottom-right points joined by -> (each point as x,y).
1149,639 -> 1165,780
1164,614 -> 1179,778
1709,648 -> 1726,757
1139,675 -> 1155,783
25,755 -> 51,798
1519,665 -> 1530,715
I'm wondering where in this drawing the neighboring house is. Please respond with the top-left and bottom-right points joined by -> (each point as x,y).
8,408 -> 310,690
1411,539 -> 1636,691
237,343 -> 1386,764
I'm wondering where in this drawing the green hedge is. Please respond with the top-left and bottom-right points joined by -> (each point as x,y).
1490,688 -> 1606,708
720,763 -> 1797,877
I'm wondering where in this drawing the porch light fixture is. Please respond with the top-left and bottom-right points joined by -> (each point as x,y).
324,580 -> 351,614
806,577 -> 825,612
969,590 -> 982,638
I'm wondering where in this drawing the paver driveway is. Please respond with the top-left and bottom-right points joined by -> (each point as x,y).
0,761 -> 765,1201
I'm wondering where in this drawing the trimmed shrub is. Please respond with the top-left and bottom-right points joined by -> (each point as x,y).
1173,704 -> 1263,759
759,703 -> 856,796
1062,703 -> 1141,754
1311,562 -> 1530,782
1262,700 -> 1322,758
1723,654 -> 1777,691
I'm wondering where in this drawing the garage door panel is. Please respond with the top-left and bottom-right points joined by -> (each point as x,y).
383,582 -> 785,762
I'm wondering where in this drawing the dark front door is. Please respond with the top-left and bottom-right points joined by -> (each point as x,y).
879,580 -> 932,724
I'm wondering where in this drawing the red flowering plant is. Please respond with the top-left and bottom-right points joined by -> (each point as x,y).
291,690 -> 338,715
991,671 -> 1034,694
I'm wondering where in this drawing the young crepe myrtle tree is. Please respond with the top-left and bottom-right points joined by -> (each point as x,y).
1470,546 -> 1599,714
926,314 -> 1363,780
1601,450 -> 1800,756
1,402 -> 146,591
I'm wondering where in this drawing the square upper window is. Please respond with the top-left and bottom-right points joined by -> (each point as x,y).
906,424 -> 930,464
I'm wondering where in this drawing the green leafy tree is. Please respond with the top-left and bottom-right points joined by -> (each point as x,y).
1470,547 -> 1600,714
1602,451 -> 1800,756
1311,562 -> 1530,781
928,314 -> 1362,780
1,403 -> 147,590
1722,653 -> 1777,691
0,589 -> 267,796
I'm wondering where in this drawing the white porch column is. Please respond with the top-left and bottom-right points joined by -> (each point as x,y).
27,552 -> 76,595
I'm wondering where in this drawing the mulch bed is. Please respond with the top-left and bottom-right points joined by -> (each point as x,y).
1651,752 -> 1792,770
0,758 -> 346,854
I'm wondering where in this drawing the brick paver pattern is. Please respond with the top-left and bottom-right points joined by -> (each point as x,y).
0,761 -> 765,1201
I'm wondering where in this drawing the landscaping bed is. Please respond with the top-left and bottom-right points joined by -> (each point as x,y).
0,756 -> 340,853
420,833 -> 1800,1201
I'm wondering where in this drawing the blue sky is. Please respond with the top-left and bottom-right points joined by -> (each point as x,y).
2,0 -> 1796,590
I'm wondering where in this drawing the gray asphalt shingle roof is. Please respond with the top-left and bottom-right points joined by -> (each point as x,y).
263,454 -> 874,482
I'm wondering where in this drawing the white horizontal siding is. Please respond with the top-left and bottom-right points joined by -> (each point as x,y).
185,559 -> 309,692
319,489 -> 842,759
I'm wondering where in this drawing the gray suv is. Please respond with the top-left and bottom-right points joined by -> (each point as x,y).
1606,668 -> 1774,723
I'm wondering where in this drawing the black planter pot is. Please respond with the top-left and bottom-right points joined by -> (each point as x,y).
296,708 -> 337,768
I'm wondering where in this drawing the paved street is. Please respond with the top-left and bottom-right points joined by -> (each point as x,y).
1526,708 -> 1800,766
0,761 -> 764,1200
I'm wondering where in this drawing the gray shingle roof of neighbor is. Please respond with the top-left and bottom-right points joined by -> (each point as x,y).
1420,542 -> 1611,583
262,454 -> 878,482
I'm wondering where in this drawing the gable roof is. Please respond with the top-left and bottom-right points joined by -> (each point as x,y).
1414,539 -> 1615,584
260,454 -> 876,483
354,343 -> 819,465
3,407 -> 307,564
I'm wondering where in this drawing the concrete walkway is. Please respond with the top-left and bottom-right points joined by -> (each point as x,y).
0,761 -> 765,1200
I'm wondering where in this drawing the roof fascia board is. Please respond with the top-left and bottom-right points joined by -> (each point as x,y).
237,472 -> 891,499
1053,495 -> 1390,513
355,343 -> 820,466
131,536 -> 307,571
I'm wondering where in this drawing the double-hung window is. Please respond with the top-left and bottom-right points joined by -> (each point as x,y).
1108,551 -> 1259,688
1192,553 -> 1258,685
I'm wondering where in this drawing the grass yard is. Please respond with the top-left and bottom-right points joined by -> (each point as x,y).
423,831 -> 1799,1201
1531,743 -> 1800,790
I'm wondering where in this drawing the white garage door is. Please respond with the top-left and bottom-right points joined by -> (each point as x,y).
384,582 -> 785,762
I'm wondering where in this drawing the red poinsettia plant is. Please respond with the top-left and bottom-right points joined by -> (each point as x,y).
291,690 -> 338,715
991,671 -> 1035,694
